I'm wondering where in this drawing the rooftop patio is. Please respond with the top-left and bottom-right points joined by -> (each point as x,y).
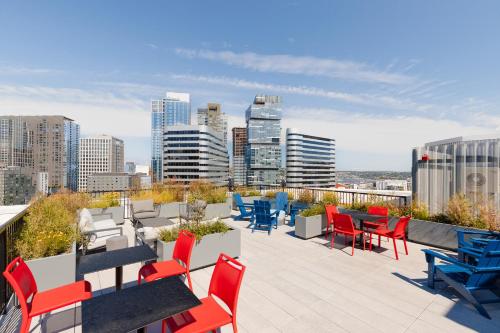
3,210 -> 499,333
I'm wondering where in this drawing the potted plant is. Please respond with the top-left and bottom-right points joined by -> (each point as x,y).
87,192 -> 124,225
157,220 -> 241,270
15,192 -> 90,291
130,180 -> 185,219
188,180 -> 230,220
294,192 -> 337,239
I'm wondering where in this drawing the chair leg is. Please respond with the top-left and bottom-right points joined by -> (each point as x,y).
331,232 -> 335,249
162,319 -> 167,333
351,235 -> 355,256
325,225 -> 329,240
403,237 -> 408,255
362,233 -> 365,251
378,235 -> 381,247
186,271 -> 193,291
393,238 -> 399,260
369,232 -> 373,251
20,317 -> 31,333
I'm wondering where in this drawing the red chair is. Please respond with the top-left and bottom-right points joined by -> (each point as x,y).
163,253 -> 246,333
324,205 -> 339,240
3,257 -> 92,333
138,229 -> 196,290
364,206 -> 389,246
369,216 -> 411,260
331,214 -> 365,256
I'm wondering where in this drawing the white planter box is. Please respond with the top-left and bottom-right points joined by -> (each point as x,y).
204,202 -> 231,220
157,228 -> 241,270
88,207 -> 124,225
158,202 -> 182,218
26,243 -> 76,292
295,214 -> 327,239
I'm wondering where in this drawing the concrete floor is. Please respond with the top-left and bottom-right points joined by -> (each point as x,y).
3,213 -> 500,333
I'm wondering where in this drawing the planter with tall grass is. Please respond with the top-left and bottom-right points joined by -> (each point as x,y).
87,192 -> 124,225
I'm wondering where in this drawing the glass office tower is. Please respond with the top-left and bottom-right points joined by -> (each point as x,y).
151,92 -> 191,183
412,135 -> 500,214
64,119 -> 80,191
245,95 -> 282,186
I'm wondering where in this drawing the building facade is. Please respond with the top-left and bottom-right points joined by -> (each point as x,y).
197,103 -> 228,146
151,92 -> 191,183
0,166 -> 34,205
232,127 -> 247,186
412,135 -> 500,214
286,129 -> 336,188
78,135 -> 124,191
86,173 -> 131,192
0,115 -> 80,193
125,161 -> 136,174
163,125 -> 229,186
245,95 -> 282,186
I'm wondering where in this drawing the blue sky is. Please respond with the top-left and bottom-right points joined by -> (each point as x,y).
1,1 -> 499,171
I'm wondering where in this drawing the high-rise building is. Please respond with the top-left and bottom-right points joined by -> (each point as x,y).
0,166 -> 34,205
197,103 -> 228,146
125,161 -> 136,174
37,172 -> 49,195
232,127 -> 247,186
412,135 -> 500,214
151,92 -> 191,183
245,95 -> 282,186
86,173 -> 131,192
163,125 -> 229,186
0,115 -> 80,193
286,129 -> 336,188
78,135 -> 124,191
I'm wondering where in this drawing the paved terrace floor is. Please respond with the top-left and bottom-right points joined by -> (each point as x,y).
5,212 -> 500,333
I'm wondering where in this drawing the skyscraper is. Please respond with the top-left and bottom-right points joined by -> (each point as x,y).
151,92 -> 191,183
286,128 -> 336,188
0,115 -> 80,193
0,166 -> 34,205
78,135 -> 124,191
197,103 -> 228,146
232,127 -> 247,186
163,125 -> 229,186
412,135 -> 500,214
245,95 -> 282,186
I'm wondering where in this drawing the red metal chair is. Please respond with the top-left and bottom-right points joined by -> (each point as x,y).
3,257 -> 92,333
138,229 -> 196,290
369,216 -> 411,260
324,205 -> 339,240
163,253 -> 246,333
331,213 -> 365,256
363,206 -> 390,246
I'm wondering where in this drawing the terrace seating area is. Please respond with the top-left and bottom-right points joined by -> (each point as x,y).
2,208 -> 500,333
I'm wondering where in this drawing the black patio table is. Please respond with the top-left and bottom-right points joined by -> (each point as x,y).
338,209 -> 389,247
82,276 -> 201,333
76,245 -> 157,290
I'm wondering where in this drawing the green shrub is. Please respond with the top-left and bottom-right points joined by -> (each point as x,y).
159,220 -> 230,242
16,192 -> 90,260
297,190 -> 314,204
265,191 -> 277,198
89,192 -> 120,208
131,180 -> 184,204
300,204 -> 325,217
321,192 -> 340,206
446,194 -> 474,227
188,180 -> 227,204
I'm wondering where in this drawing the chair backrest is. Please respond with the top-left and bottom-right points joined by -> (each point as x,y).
254,200 -> 273,225
275,192 -> 288,212
209,253 -> 246,316
466,240 -> 500,288
233,193 -> 244,207
3,257 -> 38,317
325,205 -> 339,225
392,216 -> 411,238
368,206 -> 388,217
333,214 -> 355,233
172,230 -> 196,268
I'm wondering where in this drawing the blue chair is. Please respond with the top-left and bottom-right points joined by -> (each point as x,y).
275,192 -> 289,214
233,193 -> 255,224
289,202 -> 309,226
422,239 -> 500,319
253,200 -> 278,235
457,228 -> 500,263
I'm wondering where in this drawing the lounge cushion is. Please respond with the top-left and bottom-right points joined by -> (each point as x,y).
79,208 -> 93,230
132,199 -> 155,213
134,211 -> 158,219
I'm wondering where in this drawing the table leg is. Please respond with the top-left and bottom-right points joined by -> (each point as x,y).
358,220 -> 365,249
116,266 -> 123,290
137,328 -> 145,333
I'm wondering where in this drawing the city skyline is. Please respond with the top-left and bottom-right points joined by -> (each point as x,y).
1,1 -> 500,170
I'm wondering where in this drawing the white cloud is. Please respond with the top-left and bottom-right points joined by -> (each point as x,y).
0,66 -> 62,75
174,48 -> 414,85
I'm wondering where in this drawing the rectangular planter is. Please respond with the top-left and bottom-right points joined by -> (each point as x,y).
232,196 -> 263,210
408,219 -> 457,250
158,202 -> 182,218
295,214 -> 327,239
26,243 -> 76,292
204,202 -> 231,220
88,206 -> 124,225
157,228 -> 241,270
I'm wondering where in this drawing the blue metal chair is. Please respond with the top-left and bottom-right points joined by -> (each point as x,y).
253,200 -> 278,235
456,228 -> 500,263
275,192 -> 289,214
289,202 -> 309,226
422,239 -> 500,319
233,193 -> 255,224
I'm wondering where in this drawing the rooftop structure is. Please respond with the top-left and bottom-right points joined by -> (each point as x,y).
197,103 -> 228,147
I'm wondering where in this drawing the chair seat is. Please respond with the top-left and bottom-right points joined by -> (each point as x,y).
372,228 -> 393,237
335,228 -> 364,236
30,280 -> 92,317
141,260 -> 187,283
166,296 -> 232,333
